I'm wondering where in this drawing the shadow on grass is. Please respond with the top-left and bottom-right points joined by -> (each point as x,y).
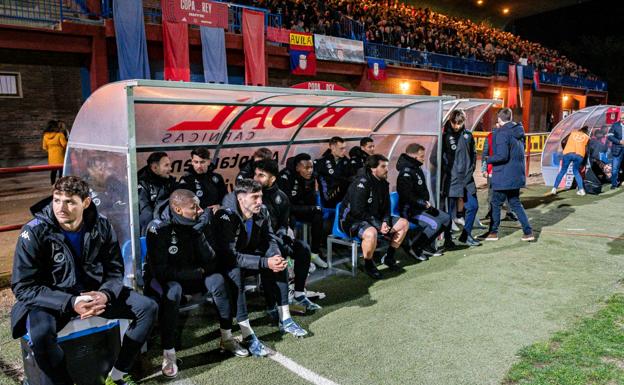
607,233 -> 624,256
495,187 -> 622,242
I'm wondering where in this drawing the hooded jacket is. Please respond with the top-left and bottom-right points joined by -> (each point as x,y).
213,193 -> 281,270
177,167 -> 227,209
145,201 -> 216,286
487,121 -> 527,190
236,159 -> 256,183
260,182 -> 291,240
339,168 -> 391,233
348,146 -> 369,172
138,166 -> 176,233
396,153 -> 430,218
11,197 -> 124,338
278,156 -> 317,212
315,148 -> 356,208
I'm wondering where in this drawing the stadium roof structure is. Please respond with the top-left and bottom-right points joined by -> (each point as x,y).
64,80 -> 498,285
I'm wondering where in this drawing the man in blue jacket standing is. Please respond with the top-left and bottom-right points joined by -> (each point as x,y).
485,108 -> 534,242
607,112 -> 624,189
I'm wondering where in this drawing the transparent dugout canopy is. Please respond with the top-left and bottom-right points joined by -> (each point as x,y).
542,105 -> 622,186
63,80 -> 497,286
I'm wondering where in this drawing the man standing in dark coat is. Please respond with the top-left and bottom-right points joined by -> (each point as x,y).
607,112 -> 624,189
485,108 -> 534,242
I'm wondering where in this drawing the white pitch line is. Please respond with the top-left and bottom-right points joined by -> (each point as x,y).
270,352 -> 340,385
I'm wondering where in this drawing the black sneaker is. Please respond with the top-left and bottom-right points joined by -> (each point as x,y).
364,260 -> 382,279
381,253 -> 402,271
459,231 -> 481,246
422,245 -> 443,257
443,239 -> 458,250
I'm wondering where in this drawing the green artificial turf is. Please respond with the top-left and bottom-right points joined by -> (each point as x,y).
1,186 -> 623,385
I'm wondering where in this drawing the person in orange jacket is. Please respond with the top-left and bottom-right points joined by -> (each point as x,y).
42,120 -> 67,184
552,125 -> 590,196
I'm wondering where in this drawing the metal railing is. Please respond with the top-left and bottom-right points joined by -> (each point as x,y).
495,61 -> 607,91
0,0 -> 105,25
0,0 -> 61,25
365,42 -> 494,76
141,1 -> 281,32
339,15 -> 365,41
365,43 -> 607,91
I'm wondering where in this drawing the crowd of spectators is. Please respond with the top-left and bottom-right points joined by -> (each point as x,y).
243,0 -> 597,80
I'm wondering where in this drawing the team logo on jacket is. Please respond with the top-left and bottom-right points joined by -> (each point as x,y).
196,190 -> 204,197
168,246 -> 178,254
328,169 -> 334,174
464,133 -> 469,140
53,253 -> 65,263
418,179 -> 423,185
212,176 -> 219,183
93,198 -> 101,206
367,198 -> 373,203
275,195 -> 282,204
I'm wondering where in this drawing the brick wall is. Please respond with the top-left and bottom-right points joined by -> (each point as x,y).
0,49 -> 84,167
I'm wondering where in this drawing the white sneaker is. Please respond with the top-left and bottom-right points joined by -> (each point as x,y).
577,189 -> 586,196
308,263 -> 317,273
551,187 -> 557,195
451,221 -> 460,232
220,338 -> 249,357
310,253 -> 328,268
453,217 -> 465,226
162,353 -> 178,378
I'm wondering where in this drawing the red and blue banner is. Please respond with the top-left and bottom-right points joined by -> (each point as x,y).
533,70 -> 540,91
290,50 -> 317,76
367,58 -> 387,80
289,32 -> 316,76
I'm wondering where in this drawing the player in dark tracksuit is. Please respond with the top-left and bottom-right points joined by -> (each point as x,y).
278,153 -> 327,268
146,189 -> 249,377
315,137 -> 357,209
236,147 -> 273,183
177,148 -> 227,211
339,155 -> 409,279
138,152 -> 176,234
214,179 -> 308,341
348,137 -> 376,173
396,144 -> 452,259
11,176 -> 157,385
254,160 -> 322,312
